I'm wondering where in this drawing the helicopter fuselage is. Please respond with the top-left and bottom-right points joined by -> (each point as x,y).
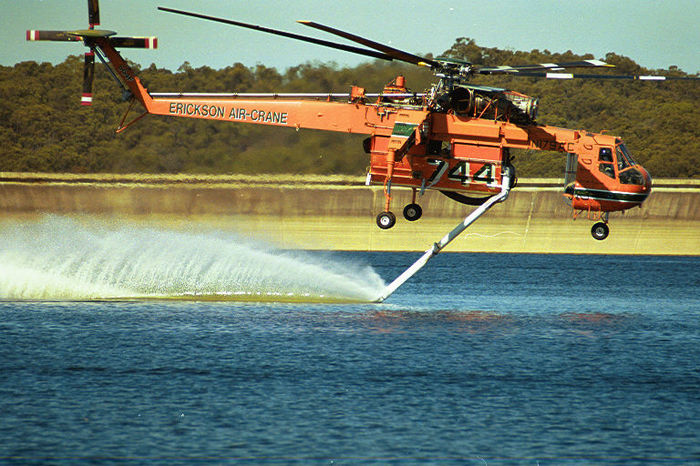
133,72 -> 652,221
83,33 -> 655,239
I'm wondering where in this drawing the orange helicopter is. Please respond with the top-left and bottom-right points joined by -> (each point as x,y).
26,2 -> 698,244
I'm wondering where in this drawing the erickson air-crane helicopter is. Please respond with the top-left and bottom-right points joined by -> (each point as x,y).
25,2 -> 698,301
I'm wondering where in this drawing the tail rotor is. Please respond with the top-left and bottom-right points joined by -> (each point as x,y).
26,0 -> 157,106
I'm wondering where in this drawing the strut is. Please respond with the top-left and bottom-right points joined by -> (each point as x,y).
374,165 -> 514,303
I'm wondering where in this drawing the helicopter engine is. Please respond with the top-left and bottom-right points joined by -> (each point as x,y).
440,85 -> 539,124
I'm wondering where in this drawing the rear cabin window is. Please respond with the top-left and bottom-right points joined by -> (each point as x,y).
599,147 -> 613,162
599,147 -> 615,179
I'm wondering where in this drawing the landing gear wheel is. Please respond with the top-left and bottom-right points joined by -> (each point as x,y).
376,211 -> 396,229
591,222 -> 610,241
403,203 -> 422,221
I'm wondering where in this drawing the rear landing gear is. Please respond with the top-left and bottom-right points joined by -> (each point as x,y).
376,182 -> 424,229
376,203 -> 423,229
403,203 -> 422,221
591,222 -> 610,241
376,211 -> 396,229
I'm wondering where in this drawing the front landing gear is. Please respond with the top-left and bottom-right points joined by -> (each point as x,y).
575,209 -> 611,240
591,222 -> 610,241
590,212 -> 610,240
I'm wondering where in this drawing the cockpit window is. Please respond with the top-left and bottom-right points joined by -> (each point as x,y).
616,147 -> 629,171
599,163 -> 615,179
619,168 -> 646,185
599,147 -> 613,162
617,144 -> 637,168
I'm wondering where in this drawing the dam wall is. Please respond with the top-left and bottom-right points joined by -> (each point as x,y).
1,174 -> 698,254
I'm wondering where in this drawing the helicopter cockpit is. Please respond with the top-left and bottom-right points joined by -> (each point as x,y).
598,141 -> 649,186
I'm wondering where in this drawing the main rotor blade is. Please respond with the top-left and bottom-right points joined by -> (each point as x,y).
478,60 -> 613,74
82,50 -> 95,106
26,30 -> 81,42
158,7 -> 393,62
495,71 -> 700,80
88,0 -> 100,28
297,21 -> 438,68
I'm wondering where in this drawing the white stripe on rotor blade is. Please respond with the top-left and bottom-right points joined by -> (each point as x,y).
586,59 -> 608,66
546,73 -> 574,79
639,75 -> 666,80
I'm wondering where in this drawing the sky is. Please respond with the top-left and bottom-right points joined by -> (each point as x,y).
2,0 -> 699,74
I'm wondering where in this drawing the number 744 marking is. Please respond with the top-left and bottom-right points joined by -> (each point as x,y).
427,158 -> 496,185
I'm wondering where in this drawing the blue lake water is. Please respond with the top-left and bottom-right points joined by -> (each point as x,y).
1,222 -> 699,464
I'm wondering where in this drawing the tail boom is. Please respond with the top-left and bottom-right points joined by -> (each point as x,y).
92,38 -> 153,109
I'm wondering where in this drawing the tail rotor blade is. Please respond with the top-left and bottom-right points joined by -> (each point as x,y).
110,36 -> 158,49
82,50 -> 95,106
26,30 -> 81,42
88,0 -> 100,28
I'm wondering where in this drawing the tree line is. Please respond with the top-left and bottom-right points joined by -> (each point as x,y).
0,38 -> 697,178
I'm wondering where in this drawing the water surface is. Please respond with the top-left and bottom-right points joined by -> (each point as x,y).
1,252 -> 698,464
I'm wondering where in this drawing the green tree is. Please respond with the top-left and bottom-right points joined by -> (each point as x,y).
0,41 -> 697,177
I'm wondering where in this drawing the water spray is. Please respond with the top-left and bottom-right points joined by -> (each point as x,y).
0,216 -> 385,302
